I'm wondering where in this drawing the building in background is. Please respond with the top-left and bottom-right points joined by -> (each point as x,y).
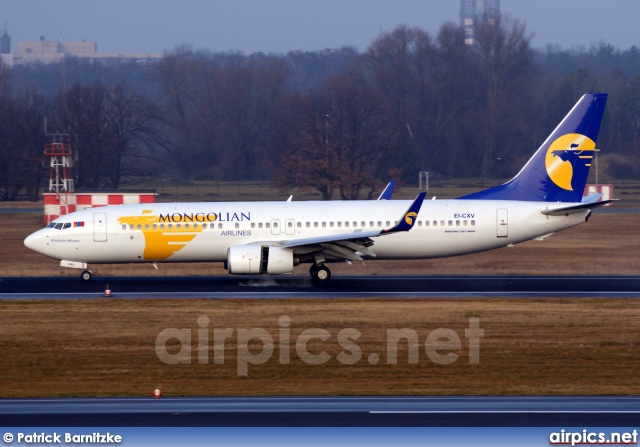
2,35 -> 163,66
460,0 -> 500,45
0,28 -> 11,66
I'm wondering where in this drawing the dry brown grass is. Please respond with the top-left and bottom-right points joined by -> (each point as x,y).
1,298 -> 640,397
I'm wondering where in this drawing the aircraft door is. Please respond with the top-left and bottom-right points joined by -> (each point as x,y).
496,208 -> 508,238
285,219 -> 295,235
93,212 -> 108,242
271,219 -> 281,235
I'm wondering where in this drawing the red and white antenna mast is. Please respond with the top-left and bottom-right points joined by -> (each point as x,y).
43,133 -> 74,223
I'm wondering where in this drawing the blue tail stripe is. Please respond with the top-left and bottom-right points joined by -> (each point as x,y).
460,93 -> 607,203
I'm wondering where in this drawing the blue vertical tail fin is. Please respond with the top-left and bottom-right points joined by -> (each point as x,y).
460,93 -> 608,202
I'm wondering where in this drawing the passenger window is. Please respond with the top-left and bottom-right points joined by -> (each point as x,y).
168,224 -> 173,230
361,221 -> 366,227
345,222 -> 349,228
322,222 -> 326,228
289,222 -> 293,228
137,224 -> 141,230
418,221 -> 422,226
122,224 -> 126,230
425,220 -> 430,226
337,222 -> 341,228
160,224 -> 165,230
176,224 -> 181,229
218,223 -> 223,229
297,222 -> 301,228
185,223 -> 190,229
369,221 -> 374,227
448,220 -> 452,226
471,220 -> 476,226
440,220 -> 445,226
386,221 -> 390,227
235,223 -> 240,229
145,224 -> 150,230
463,220 -> 468,226
306,222 -> 310,228
456,220 -> 460,226
266,223 -> 270,229
251,223 -> 255,229
314,222 -> 318,228
129,224 -> 134,230
330,222 -> 334,228
259,223 -> 263,229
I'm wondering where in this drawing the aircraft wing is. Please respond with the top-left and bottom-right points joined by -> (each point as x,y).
273,192 -> 426,262
541,199 -> 618,216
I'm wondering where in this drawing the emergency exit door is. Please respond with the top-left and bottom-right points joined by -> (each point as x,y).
93,212 -> 107,242
496,208 -> 508,238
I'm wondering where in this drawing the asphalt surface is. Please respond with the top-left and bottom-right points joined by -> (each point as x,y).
1,275 -> 639,299
2,396 -> 640,426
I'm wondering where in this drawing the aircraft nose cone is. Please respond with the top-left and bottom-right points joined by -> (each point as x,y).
24,231 -> 44,254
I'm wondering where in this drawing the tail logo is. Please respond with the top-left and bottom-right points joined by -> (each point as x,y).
545,133 -> 595,191
404,212 -> 418,226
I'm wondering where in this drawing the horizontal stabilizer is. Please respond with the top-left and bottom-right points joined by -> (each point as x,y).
541,199 -> 617,216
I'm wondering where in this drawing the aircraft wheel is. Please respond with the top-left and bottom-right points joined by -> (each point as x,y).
309,264 -> 318,278
312,265 -> 331,282
81,270 -> 92,282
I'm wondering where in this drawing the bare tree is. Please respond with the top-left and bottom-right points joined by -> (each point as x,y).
56,81 -> 159,188
473,14 -> 536,177
275,68 -> 392,200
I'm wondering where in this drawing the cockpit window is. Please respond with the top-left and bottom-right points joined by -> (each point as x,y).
47,223 -> 56,228
63,223 -> 71,230
54,223 -> 63,230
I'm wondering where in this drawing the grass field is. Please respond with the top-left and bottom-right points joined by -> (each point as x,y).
1,298 -> 640,397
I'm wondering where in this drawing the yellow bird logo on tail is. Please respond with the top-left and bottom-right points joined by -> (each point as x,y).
404,212 -> 418,226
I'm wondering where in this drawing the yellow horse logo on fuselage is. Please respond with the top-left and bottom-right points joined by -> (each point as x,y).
118,210 -> 205,261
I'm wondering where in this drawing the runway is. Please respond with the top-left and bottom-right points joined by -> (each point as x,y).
2,396 -> 640,426
1,275 -> 639,299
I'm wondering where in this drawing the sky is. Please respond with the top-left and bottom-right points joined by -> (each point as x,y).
2,0 -> 640,55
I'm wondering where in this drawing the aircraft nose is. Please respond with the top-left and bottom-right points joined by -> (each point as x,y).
24,230 -> 45,254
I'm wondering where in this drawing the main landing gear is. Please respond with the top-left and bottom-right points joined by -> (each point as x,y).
309,264 -> 331,282
81,270 -> 93,281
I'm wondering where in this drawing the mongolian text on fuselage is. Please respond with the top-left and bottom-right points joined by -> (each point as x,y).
158,211 -> 250,223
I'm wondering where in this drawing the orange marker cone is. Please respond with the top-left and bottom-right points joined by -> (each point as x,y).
104,283 -> 111,297
153,388 -> 162,398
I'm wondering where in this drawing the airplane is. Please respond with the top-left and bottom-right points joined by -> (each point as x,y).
24,93 -> 612,282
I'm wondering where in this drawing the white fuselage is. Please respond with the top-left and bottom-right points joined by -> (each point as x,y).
24,199 -> 588,265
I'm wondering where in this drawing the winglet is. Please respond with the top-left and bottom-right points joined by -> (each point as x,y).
377,181 -> 396,200
383,192 -> 426,233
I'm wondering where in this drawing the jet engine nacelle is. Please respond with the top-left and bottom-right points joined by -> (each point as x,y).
226,245 -> 294,275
